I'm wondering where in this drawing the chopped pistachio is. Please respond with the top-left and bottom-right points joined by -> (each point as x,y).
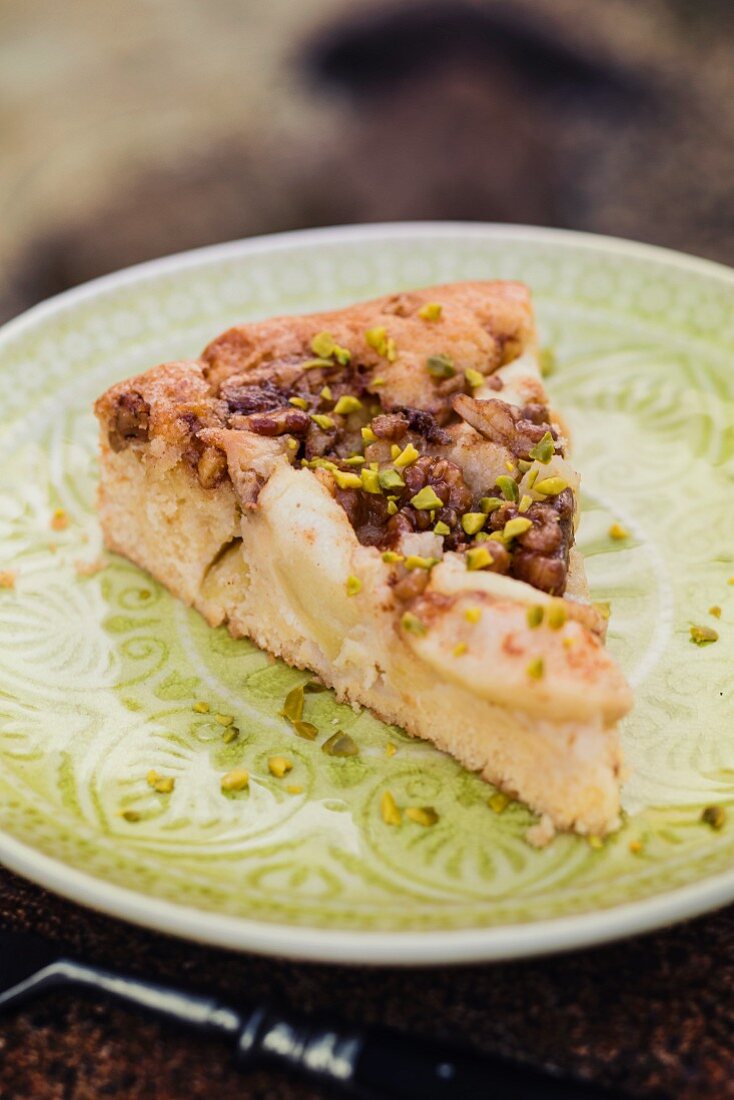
418,302 -> 442,321
539,348 -> 556,376
479,496 -> 503,515
526,468 -> 539,490
280,684 -> 305,724
322,730 -> 359,757
192,701 -> 210,714
433,520 -> 451,536
382,550 -> 404,564
461,512 -> 487,536
518,494 -> 533,514
302,357 -> 335,370
690,624 -> 718,646
426,354 -> 456,379
360,468 -> 382,494
517,459 -> 532,473
709,605 -> 722,618
311,413 -> 335,431
292,720 -> 318,741
146,769 -> 160,787
466,546 -> 493,571
594,601 -> 611,621
333,395 -> 363,416
289,396 -> 309,410
320,385 -> 333,401
366,326 -> 396,360
526,605 -> 544,629
286,784 -> 304,794
394,442 -> 420,468
404,555 -> 438,571
220,768 -> 249,793
410,485 -> 444,510
526,656 -> 544,680
387,500 -> 398,515
406,806 -> 439,827
381,790 -> 402,826
311,331 -> 336,358
401,611 -> 427,635
452,642 -> 468,657
154,775 -> 175,794
588,835 -> 604,850
488,791 -> 510,814
268,756 -> 293,778
343,455 -> 366,467
304,679 -> 327,693
464,606 -> 482,624
386,742 -> 397,757
214,713 -> 234,727
465,367 -> 484,389
346,575 -> 362,597
702,805 -> 726,830
495,476 -> 519,503
547,601 -> 567,630
372,376 -> 386,387
361,426 -> 377,443
222,727 -> 239,744
534,477 -> 568,496
503,517 -> 532,540
505,460 -> 516,473
528,431 -> 555,464
609,522 -> 629,540
121,810 -> 141,823
333,470 -> 362,490
378,467 -> 405,491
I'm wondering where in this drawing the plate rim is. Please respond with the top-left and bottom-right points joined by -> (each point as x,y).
1,220 -> 733,965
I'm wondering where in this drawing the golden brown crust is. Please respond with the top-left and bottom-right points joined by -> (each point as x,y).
201,279 -> 535,389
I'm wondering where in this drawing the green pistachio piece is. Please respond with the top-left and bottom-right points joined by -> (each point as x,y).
426,354 -> 456,379
418,302 -> 442,321
503,517 -> 532,540
410,485 -> 444,510
461,512 -> 486,536
321,731 -> 359,757
496,476 -> 520,503
528,431 -> 555,464
378,467 -> 405,491
333,395 -> 363,415
534,477 -> 568,496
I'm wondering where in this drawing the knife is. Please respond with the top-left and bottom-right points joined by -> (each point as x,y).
0,929 -> 617,1099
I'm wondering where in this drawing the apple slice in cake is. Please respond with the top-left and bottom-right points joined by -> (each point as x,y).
95,281 -> 632,841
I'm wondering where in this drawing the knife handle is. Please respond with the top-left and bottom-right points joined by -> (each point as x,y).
237,1008 -> 616,1099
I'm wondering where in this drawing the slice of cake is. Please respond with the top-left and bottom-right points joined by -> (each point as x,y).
95,281 -> 632,841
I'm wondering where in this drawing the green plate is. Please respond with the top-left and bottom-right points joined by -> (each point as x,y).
0,224 -> 732,964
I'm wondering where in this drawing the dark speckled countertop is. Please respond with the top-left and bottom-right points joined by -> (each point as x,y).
0,868 -> 733,1098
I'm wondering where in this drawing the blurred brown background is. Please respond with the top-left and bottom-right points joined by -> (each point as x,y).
1,0 -> 733,323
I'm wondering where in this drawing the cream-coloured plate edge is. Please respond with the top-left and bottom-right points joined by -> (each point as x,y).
0,222 -> 731,965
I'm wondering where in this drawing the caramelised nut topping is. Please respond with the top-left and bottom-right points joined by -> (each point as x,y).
108,392 -> 150,451
453,395 -> 559,461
